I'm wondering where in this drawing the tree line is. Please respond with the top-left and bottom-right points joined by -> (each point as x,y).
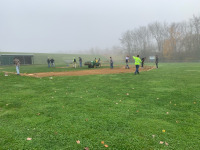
120,15 -> 200,62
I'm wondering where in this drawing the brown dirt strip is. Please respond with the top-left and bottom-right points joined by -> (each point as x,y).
21,66 -> 155,78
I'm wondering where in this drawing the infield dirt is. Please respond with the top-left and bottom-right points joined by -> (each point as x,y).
21,66 -> 155,78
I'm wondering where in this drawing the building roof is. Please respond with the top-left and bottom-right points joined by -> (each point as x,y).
0,54 -> 34,56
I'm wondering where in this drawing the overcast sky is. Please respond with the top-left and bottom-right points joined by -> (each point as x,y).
0,0 -> 199,53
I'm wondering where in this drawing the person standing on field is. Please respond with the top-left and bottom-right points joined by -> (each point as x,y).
125,55 -> 130,69
98,58 -> 101,67
141,57 -> 146,68
47,57 -> 50,68
73,57 -> 76,68
133,55 -> 142,75
110,57 -> 113,69
13,58 -> 20,75
79,57 -> 82,67
50,58 -> 55,67
155,55 -> 158,68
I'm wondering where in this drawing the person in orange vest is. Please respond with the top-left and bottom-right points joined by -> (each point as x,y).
133,55 -> 142,75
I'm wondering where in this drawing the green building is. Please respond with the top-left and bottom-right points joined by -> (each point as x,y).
0,54 -> 34,65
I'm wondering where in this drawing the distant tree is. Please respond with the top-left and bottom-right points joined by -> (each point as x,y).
120,14 -> 200,62
120,30 -> 134,56
135,26 -> 151,55
148,21 -> 166,53
191,15 -> 200,56
120,27 -> 153,56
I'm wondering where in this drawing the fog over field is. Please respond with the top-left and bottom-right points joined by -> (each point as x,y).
0,0 -> 200,54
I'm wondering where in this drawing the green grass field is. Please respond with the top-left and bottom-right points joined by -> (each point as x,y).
0,63 -> 199,149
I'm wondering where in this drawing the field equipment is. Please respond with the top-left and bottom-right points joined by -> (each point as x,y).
84,61 -> 101,68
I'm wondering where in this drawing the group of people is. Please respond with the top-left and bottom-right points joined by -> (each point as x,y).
13,55 -> 159,75
72,57 -> 82,68
132,55 -> 159,75
47,58 -> 55,67
110,55 -> 159,74
94,58 -> 101,67
94,58 -> 101,63
72,57 -> 101,68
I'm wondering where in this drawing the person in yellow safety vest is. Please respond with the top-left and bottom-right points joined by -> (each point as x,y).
94,58 -> 98,63
133,55 -> 142,75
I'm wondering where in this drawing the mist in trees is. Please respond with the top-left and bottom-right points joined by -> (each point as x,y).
120,15 -> 200,62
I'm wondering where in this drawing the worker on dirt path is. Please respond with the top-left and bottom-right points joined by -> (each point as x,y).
141,57 -> 146,68
133,55 -> 142,75
125,56 -> 130,69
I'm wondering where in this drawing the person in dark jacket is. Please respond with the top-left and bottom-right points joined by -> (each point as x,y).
50,58 -> 55,67
155,55 -> 158,68
110,57 -> 113,69
73,57 -> 76,68
79,57 -> 82,67
141,57 -> 146,68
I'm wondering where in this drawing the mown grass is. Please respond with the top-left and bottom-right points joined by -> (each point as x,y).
0,63 -> 199,149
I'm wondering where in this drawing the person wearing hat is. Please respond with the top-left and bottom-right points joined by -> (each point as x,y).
155,55 -> 159,68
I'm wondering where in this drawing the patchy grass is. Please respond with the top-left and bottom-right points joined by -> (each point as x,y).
0,63 -> 199,149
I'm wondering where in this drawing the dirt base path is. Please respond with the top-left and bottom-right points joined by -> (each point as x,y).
21,66 -> 155,78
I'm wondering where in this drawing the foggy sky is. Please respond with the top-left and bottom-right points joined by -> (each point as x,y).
0,0 -> 200,53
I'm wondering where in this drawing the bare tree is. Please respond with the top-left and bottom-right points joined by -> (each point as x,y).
148,21 -> 166,52
191,15 -> 200,53
120,30 -> 134,56
120,14 -> 200,62
135,26 -> 150,55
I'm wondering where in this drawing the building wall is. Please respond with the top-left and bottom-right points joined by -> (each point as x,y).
0,55 -> 34,65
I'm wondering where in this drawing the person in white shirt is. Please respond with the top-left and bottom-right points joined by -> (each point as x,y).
125,56 -> 130,69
